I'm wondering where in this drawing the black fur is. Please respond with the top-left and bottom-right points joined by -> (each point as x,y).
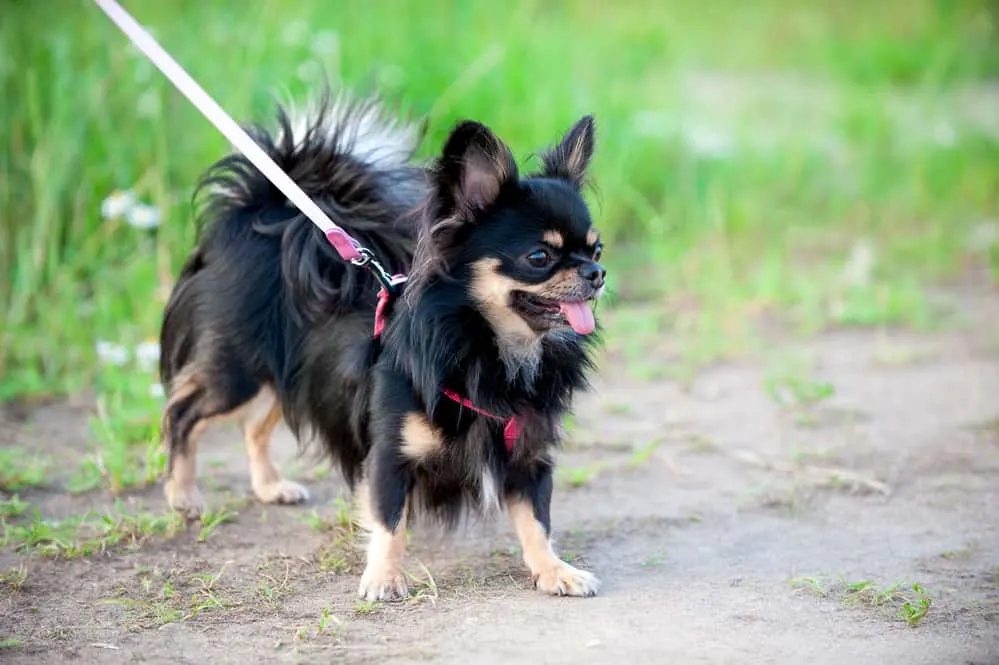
160,92 -> 604,542
160,93 -> 422,486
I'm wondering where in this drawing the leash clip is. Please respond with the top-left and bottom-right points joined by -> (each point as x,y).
353,247 -> 407,296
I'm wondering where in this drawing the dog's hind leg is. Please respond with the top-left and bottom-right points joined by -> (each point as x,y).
239,386 -> 310,505
162,366 -> 258,520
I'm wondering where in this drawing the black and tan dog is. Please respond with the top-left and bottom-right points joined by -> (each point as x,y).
159,91 -> 607,600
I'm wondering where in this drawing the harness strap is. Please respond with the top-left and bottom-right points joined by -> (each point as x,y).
372,291 -> 522,453
372,275 -> 408,339
441,389 -> 522,453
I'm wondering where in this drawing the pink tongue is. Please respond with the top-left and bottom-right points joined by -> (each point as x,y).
559,301 -> 595,335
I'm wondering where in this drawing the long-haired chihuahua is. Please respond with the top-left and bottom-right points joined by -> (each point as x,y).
159,89 -> 606,600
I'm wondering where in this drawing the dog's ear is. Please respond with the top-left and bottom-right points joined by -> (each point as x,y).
421,121 -> 519,267
434,120 -> 519,220
539,115 -> 595,188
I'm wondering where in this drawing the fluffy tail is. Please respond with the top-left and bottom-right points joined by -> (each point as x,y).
193,88 -> 426,322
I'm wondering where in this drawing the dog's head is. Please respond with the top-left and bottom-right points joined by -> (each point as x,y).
413,116 -> 605,345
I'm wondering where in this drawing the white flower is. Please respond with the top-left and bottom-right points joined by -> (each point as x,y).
630,110 -> 673,138
841,238 -> 877,287
96,340 -> 129,367
931,120 -> 957,147
296,60 -> 323,83
101,190 -> 137,220
136,89 -> 161,118
685,125 -> 734,159
133,58 -> 153,84
281,20 -> 309,46
967,221 -> 999,251
378,65 -> 405,90
125,203 -> 161,230
102,190 -> 161,230
148,383 -> 166,399
134,340 -> 161,372
311,30 -> 339,58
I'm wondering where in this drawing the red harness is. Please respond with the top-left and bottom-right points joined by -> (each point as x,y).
440,389 -> 522,453
372,280 -> 400,338
372,280 -> 522,453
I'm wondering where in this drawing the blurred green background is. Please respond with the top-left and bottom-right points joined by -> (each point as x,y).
2,0 -> 998,404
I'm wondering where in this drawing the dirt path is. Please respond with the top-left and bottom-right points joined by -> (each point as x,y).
2,291 -> 998,664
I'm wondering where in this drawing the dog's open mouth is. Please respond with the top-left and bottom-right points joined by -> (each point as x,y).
511,292 -> 595,335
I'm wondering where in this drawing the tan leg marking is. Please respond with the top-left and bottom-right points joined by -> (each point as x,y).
240,387 -> 309,505
163,372 -> 207,520
507,496 -> 600,597
400,412 -> 444,461
357,483 -> 410,601
164,419 -> 207,521
163,383 -> 308,520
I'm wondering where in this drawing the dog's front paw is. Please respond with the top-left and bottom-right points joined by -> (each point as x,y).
357,565 -> 409,602
165,480 -> 205,522
253,478 -> 310,505
533,562 -> 600,597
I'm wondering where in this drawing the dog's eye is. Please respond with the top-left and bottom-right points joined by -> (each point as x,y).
526,249 -> 553,268
593,243 -> 603,262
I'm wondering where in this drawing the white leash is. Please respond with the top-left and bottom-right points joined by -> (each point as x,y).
93,0 -> 365,262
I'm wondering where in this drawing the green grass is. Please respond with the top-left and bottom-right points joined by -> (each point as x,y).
938,546 -> 974,559
353,599 -> 382,615
789,574 -> 934,627
197,502 -> 244,542
107,562 -> 244,630
0,496 -> 31,519
764,353 -> 838,425
0,449 -> 50,492
313,511 -> 363,575
297,605 -> 345,640
641,552 -> 666,568
897,583 -> 933,627
255,559 -> 295,605
558,462 -> 605,488
1,564 -> 28,594
1,505 -> 185,559
1,0 -> 997,414
789,575 -> 829,597
303,497 -> 355,533
628,440 -> 664,470
844,579 -> 934,627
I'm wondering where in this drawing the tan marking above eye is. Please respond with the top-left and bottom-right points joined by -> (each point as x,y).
585,228 -> 599,247
542,230 -> 565,249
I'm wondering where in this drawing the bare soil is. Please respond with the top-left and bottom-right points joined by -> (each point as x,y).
2,289 -> 998,664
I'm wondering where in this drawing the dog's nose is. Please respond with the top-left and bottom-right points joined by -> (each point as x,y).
579,262 -> 606,289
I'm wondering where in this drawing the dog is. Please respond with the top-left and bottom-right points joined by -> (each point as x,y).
159,89 -> 607,600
